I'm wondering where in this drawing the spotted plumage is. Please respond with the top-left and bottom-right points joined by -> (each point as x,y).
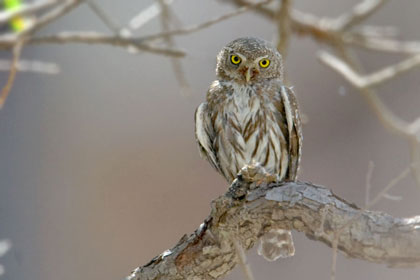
195,37 -> 302,184
195,37 -> 303,261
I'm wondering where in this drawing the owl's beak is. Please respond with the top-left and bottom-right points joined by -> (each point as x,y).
245,67 -> 252,83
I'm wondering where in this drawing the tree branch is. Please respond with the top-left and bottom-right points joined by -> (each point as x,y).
0,0 -> 58,25
28,31 -> 186,57
125,180 -> 420,280
332,0 -> 388,31
318,51 -> 420,89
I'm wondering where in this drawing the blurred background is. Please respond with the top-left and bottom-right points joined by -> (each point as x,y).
0,0 -> 419,279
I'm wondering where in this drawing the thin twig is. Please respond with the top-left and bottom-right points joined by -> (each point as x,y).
0,0 -> 58,25
333,0 -> 388,31
128,0 -> 174,31
330,163 -> 414,280
86,0 -> 121,34
0,40 -> 24,109
27,0 -> 84,35
318,51 -> 420,89
365,161 -> 375,207
0,59 -> 59,74
139,0 -> 272,42
157,0 -> 190,96
232,239 -> 255,280
345,35 -> 420,54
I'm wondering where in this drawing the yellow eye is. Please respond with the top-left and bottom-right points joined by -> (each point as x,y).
259,59 -> 270,68
230,55 -> 241,65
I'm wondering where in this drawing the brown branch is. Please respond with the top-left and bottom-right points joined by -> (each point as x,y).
0,40 -> 23,109
139,0 -> 273,43
26,0 -> 84,35
276,0 -> 292,57
125,180 -> 420,280
28,31 -> 186,57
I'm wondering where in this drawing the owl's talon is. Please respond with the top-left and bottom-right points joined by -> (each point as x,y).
238,163 -> 277,186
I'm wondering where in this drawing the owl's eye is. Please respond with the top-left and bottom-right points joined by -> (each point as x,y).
259,59 -> 270,68
230,55 -> 241,65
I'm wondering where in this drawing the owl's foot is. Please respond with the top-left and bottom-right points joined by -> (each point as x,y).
238,163 -> 277,186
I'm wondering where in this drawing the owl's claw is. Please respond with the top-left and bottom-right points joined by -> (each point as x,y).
238,163 -> 277,186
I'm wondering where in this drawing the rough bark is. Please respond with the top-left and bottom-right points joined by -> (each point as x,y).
125,179 -> 420,280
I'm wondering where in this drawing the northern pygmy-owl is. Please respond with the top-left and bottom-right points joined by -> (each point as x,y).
195,37 -> 302,261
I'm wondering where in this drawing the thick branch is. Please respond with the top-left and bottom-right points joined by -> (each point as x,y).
126,180 -> 420,280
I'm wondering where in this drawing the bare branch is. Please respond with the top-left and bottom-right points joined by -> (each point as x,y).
27,0 -> 84,35
345,35 -> 420,54
128,0 -> 174,31
125,180 -> 420,280
318,51 -> 420,89
276,0 -> 292,57
333,0 -> 388,31
139,0 -> 273,42
28,31 -> 186,57
0,59 -> 59,74
365,161 -> 375,207
157,0 -> 190,96
232,238 -> 255,280
86,0 -> 122,34
0,0 -> 58,25
0,40 -> 23,109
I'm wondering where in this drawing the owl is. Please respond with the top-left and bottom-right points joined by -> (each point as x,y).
195,37 -> 302,261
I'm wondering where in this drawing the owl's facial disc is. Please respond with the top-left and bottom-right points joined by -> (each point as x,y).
216,37 -> 283,83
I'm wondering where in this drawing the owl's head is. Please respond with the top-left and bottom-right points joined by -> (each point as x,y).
215,37 -> 283,84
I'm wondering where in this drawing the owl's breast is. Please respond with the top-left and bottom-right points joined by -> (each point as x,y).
212,82 -> 288,181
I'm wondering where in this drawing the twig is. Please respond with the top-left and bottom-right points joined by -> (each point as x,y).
0,40 -> 24,109
157,0 -> 190,96
330,163 -> 413,280
139,0 -> 273,42
0,59 -> 59,74
27,0 -> 84,35
29,31 -> 186,57
333,0 -> 388,31
410,140 -> 420,187
128,0 -> 174,31
0,0 -> 58,25
318,51 -> 420,89
345,35 -> 420,54
276,0 -> 292,57
228,0 -> 275,19
365,161 -> 375,207
232,239 -> 255,280
86,0 -> 122,34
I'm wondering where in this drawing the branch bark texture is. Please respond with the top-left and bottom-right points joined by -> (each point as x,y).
126,180 -> 420,280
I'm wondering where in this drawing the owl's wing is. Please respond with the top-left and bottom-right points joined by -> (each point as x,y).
195,102 -> 221,173
280,86 -> 302,181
